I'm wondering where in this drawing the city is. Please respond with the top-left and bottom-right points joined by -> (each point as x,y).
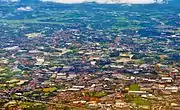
0,0 -> 180,110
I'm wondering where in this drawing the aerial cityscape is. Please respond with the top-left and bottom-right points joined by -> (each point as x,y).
0,0 -> 180,110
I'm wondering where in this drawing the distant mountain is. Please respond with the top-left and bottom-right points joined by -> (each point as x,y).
169,0 -> 180,3
0,0 -> 179,4
19,0 -> 40,3
0,0 -> 39,2
0,0 -> 18,2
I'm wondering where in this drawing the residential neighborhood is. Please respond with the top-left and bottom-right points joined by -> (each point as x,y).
0,0 -> 180,110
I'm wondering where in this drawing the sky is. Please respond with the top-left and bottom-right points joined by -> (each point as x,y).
1,0 -> 164,4
40,0 -> 163,4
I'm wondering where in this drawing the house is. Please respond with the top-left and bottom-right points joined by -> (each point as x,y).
35,57 -> 44,65
68,85 -> 85,91
161,77 -> 173,83
72,85 -> 85,89
88,101 -> 98,108
128,91 -> 147,95
114,100 -> 129,108
56,75 -> 66,79
165,86 -> 178,93
115,58 -> 133,64
73,100 -> 86,104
